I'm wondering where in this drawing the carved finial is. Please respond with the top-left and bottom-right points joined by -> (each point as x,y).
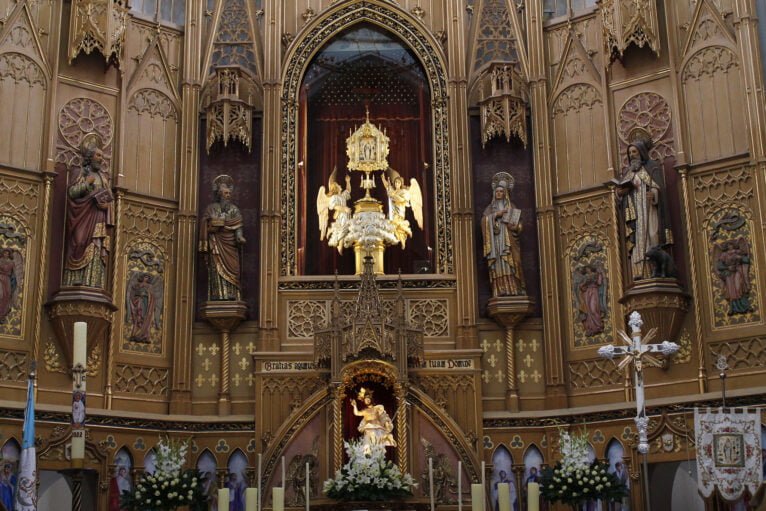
628,311 -> 643,333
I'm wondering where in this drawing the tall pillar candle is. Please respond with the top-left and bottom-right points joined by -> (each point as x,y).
245,488 -> 257,511
497,482 -> 511,511
281,456 -> 286,488
471,483 -> 484,511
481,461 -> 486,511
272,487 -> 284,511
218,488 -> 230,511
527,482 -> 540,511
73,322 -> 87,366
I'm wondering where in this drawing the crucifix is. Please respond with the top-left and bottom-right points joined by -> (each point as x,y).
598,311 -> 679,511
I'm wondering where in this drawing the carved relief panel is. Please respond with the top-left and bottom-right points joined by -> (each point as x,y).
567,235 -> 612,347
0,2 -> 49,170
0,216 -> 27,338
122,241 -> 165,354
679,1 -> 747,163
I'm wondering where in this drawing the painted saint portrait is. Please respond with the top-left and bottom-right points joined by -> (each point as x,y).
490,447 -> 518,511
72,391 -> 86,428
108,449 -> 132,511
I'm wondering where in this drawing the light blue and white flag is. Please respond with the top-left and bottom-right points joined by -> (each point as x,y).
14,372 -> 36,511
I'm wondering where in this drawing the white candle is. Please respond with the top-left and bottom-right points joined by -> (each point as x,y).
458,461 -> 462,511
73,322 -> 87,367
272,487 -> 284,511
282,456 -> 286,489
429,457 -> 435,511
497,482 -> 511,511
257,453 -> 262,511
245,488 -> 257,511
218,488 -> 230,511
471,483 -> 484,511
527,482 -> 540,511
305,461 -> 310,511
71,429 -> 85,460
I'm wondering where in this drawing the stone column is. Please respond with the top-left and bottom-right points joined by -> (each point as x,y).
169,0 -> 203,414
526,0 -> 567,406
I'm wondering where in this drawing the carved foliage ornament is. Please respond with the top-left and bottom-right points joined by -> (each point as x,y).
67,0 -> 128,66
599,0 -> 660,61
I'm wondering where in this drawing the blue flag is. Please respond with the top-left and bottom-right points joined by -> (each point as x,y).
15,374 -> 36,511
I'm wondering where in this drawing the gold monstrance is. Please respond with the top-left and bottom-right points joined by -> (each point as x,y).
316,109 -> 424,274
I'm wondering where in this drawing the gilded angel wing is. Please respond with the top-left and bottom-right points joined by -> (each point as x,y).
408,178 -> 424,229
316,186 -> 330,240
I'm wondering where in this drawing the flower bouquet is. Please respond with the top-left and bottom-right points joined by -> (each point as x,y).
120,437 -> 208,511
539,430 -> 628,510
323,439 -> 417,501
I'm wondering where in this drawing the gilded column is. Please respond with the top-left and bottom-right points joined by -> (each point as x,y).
170,0 -> 204,413
258,0 -> 283,347
526,0 -> 566,406
32,172 -> 56,363
104,187 -> 126,408
446,0 -> 478,349
733,0 -> 766,159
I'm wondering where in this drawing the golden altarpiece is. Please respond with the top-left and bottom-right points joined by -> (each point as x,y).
0,0 -> 764,509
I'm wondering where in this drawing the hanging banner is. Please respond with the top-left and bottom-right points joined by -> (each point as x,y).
695,407 -> 762,501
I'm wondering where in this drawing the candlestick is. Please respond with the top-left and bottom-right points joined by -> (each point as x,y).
527,482 -> 540,511
471,483 -> 484,511
428,457 -> 435,511
257,453 -> 262,511
497,482 -> 511,511
481,461 -> 486,511
218,488 -> 230,511
282,456 -> 286,489
458,461 -> 462,511
305,461 -> 310,511
272,487 -> 284,511
245,488 -> 257,511
73,322 -> 87,367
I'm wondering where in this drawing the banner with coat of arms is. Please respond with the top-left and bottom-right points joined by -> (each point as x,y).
695,408 -> 762,501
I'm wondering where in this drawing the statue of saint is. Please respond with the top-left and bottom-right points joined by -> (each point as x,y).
63,135 -> 113,289
351,387 -> 395,453
481,172 -> 525,297
615,138 -> 672,281
573,263 -> 607,336
381,169 -> 423,249
199,175 -> 246,300
316,168 -> 352,254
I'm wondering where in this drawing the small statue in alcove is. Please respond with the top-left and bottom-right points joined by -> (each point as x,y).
614,137 -> 673,281
481,172 -> 525,297
199,175 -> 245,300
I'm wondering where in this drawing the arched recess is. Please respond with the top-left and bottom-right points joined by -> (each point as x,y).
260,382 -> 481,501
490,445 -> 514,507
143,448 -> 157,474
1,437 -> 21,461
522,444 -> 543,484
681,45 -> 747,162
279,0 -> 453,276
196,448 -> 218,504
227,448 -> 249,487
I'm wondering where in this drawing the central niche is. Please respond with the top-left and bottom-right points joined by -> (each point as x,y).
296,22 -> 434,276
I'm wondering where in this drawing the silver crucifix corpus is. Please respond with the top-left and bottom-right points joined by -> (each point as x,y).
598,311 -> 680,453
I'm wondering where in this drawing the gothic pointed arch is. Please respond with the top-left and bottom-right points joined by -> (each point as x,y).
279,0 -> 453,276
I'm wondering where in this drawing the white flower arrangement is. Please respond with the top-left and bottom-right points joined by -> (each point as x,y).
324,439 -> 416,501
539,429 -> 627,509
121,437 -> 207,511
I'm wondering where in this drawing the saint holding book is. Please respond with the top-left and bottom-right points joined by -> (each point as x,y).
482,172 -> 525,297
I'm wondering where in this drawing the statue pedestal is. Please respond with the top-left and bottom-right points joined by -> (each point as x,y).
487,296 -> 534,412
620,279 -> 689,343
200,301 -> 247,415
46,288 -> 116,367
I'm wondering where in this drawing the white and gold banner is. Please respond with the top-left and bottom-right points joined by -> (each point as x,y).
695,408 -> 762,501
